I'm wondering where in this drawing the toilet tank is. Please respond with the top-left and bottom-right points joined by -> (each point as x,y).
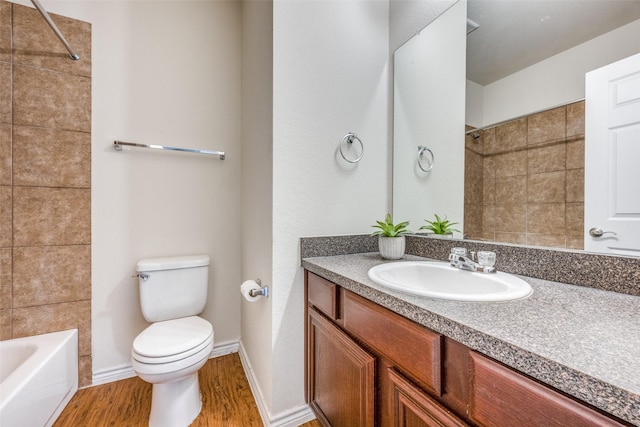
136,255 -> 210,323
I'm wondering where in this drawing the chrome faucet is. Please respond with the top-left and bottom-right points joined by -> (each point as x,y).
448,253 -> 496,274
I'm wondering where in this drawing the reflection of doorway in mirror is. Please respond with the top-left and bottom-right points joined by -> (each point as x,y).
464,100 -> 584,250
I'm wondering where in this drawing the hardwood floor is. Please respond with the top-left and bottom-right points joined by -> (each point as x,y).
54,353 -> 322,426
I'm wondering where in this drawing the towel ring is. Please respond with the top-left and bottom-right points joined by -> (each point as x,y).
339,132 -> 364,163
417,145 -> 434,172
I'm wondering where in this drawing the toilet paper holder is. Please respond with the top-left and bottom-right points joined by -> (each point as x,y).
249,279 -> 269,298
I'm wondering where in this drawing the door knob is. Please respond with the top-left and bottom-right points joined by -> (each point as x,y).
589,227 -> 617,238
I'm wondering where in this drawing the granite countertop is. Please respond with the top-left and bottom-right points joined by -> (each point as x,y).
302,253 -> 640,426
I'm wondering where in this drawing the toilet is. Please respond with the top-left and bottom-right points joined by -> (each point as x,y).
131,255 -> 214,427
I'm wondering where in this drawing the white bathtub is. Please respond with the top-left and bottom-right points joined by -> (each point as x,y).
0,329 -> 78,427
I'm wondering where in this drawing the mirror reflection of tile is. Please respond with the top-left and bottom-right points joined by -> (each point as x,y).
464,100 -> 584,250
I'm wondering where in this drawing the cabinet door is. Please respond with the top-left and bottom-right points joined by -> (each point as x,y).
308,307 -> 376,427
387,368 -> 470,427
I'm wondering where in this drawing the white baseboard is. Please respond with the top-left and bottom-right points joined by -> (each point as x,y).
238,341 -> 316,427
92,364 -> 137,386
91,339 -> 241,387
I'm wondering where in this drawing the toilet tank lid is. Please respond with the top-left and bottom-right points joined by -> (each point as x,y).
137,255 -> 210,272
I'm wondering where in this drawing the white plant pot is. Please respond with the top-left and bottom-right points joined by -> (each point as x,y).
378,236 -> 405,260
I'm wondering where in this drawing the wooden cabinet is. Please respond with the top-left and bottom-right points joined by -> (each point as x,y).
387,367 -> 469,427
307,306 -> 375,427
468,352 -> 627,427
341,290 -> 442,396
304,271 -> 630,427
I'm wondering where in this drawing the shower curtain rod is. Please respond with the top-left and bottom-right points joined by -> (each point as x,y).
30,0 -> 80,60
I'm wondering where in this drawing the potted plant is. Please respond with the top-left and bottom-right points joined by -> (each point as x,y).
371,213 -> 411,259
420,214 -> 459,237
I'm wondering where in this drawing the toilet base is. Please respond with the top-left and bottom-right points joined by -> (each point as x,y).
149,372 -> 202,427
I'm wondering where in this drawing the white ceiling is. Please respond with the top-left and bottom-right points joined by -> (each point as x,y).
467,0 -> 640,85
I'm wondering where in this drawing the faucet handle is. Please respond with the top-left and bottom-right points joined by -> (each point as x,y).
477,251 -> 496,268
469,251 -> 476,261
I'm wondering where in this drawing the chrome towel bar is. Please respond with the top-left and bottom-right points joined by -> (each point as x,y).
114,141 -> 225,160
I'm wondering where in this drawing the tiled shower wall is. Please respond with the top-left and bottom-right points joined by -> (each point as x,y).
464,100 -> 585,250
0,1 -> 92,386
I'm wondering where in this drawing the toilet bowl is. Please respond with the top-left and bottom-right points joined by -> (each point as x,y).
132,316 -> 214,427
131,255 -> 213,427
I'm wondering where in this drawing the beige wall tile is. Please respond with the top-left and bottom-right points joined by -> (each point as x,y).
495,176 -> 526,205
494,117 -> 526,152
566,138 -> 584,170
481,231 -> 496,241
0,308 -> 10,340
494,150 -> 527,178
12,3 -> 91,77
566,202 -> 584,235
0,124 -> 10,185
483,155 -> 496,180
0,248 -> 10,310
527,233 -> 566,248
494,232 -> 526,245
566,168 -> 584,203
495,204 -> 526,233
12,300 -> 91,356
13,65 -> 90,132
482,127 -> 497,155
463,207 -> 482,239
13,245 -> 91,307
13,186 -> 90,246
527,203 -> 566,234
465,130 -> 483,154
464,149 -> 483,206
13,126 -> 91,188
567,235 -> 584,250
79,355 -> 92,388
528,171 -> 565,203
0,62 -> 10,124
527,142 -> 566,175
483,177 -> 495,205
566,100 -> 585,137
482,205 -> 495,234
0,185 -> 11,247
5,3 -> 92,387
528,106 -> 566,145
0,1 -> 10,64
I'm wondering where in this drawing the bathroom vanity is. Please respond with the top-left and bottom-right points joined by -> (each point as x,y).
302,252 -> 639,427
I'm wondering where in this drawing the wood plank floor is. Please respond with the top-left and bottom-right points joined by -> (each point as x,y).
54,353 -> 322,427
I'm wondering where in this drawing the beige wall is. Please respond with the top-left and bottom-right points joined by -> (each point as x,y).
464,100 -> 585,249
0,1 -> 92,386
5,0 -> 243,385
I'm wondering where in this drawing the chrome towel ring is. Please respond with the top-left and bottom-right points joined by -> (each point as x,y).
339,132 -> 364,163
417,145 -> 434,172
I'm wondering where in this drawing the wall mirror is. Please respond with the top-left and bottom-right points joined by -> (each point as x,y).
392,0 -> 640,256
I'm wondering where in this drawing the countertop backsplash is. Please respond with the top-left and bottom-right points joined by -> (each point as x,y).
300,234 -> 640,297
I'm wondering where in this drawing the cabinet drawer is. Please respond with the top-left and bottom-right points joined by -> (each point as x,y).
307,272 -> 338,320
469,352 -> 628,427
342,289 -> 442,395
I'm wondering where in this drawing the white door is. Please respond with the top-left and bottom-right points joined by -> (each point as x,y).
585,52 -> 640,255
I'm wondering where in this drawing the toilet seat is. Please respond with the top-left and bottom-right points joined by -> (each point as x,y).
132,316 -> 213,364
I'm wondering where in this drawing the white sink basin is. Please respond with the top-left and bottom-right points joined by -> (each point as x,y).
367,261 -> 532,302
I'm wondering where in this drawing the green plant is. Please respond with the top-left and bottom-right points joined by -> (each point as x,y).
371,213 -> 411,237
420,214 -> 460,235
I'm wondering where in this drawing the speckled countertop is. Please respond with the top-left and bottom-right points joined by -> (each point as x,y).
302,253 -> 640,426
